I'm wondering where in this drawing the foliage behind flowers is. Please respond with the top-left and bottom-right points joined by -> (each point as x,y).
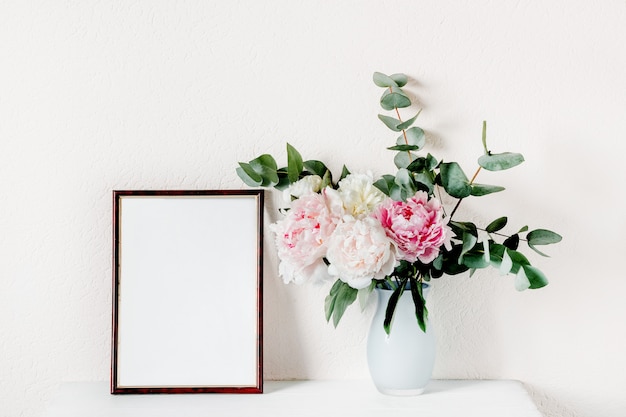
236,72 -> 561,334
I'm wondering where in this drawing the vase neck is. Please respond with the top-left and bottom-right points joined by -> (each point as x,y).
375,283 -> 430,299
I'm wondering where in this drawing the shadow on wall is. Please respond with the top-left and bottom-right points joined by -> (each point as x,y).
429,273 -> 505,379
260,193 -> 312,380
524,383 -> 579,417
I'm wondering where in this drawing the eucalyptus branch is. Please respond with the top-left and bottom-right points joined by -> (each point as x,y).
390,87 -> 413,163
449,165 -> 482,219
483,229 -> 529,242
236,71 -> 562,336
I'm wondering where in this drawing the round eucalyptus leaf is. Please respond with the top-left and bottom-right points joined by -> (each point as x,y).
478,152 -> 525,171
527,229 -> 562,257
514,268 -> 531,291
527,229 -> 562,245
394,151 -> 416,169
396,113 -> 419,130
373,72 -> 398,88
380,88 -> 411,110
397,127 -> 425,148
394,168 -> 414,189
389,73 -> 408,87
486,216 -> 508,233
523,264 -> 549,289
388,144 -> 421,152
236,164 -> 263,187
439,162 -> 472,198
247,154 -> 279,186
471,183 -> 505,196
378,114 -> 402,132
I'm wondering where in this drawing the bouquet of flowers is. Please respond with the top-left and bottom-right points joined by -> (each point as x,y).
236,72 -> 561,334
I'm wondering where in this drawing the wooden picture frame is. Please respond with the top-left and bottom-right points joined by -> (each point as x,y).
111,190 -> 263,394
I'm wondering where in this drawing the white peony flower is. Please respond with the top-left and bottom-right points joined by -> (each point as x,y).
282,175 -> 323,203
337,172 -> 386,219
326,217 -> 398,289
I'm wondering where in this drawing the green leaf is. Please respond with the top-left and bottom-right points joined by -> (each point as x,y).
373,72 -> 398,88
414,172 -> 435,194
483,239 -> 491,264
460,231 -> 478,260
460,240 -> 491,269
324,279 -> 342,322
478,152 -> 525,171
274,171 -> 291,191
396,111 -> 420,130
324,281 -> 358,327
450,221 -> 478,237
389,184 -> 406,202
373,175 -> 395,197
394,168 -> 413,186
523,264 -> 549,289
389,73 -> 408,87
438,245 -> 470,275
425,153 -> 439,170
503,233 -> 520,250
527,229 -> 562,245
286,143 -> 304,183
398,127 -> 426,150
303,160 -> 330,178
499,249 -> 513,275
358,286 -> 374,311
378,114 -> 403,132
384,283 -> 406,334
527,229 -> 562,257
393,168 -> 416,201
409,159 -> 436,191
481,121 -> 488,154
236,164 -> 263,187
490,245 -> 531,274
380,87 -> 411,110
320,169 -> 332,189
518,225 -> 529,233
433,254 -> 443,270
486,217 -> 508,233
239,154 -> 279,187
340,165 -> 350,181
388,144 -> 421,152
393,151 -> 416,169
487,243 -> 509,269
406,156 -> 429,173
470,183 -> 505,196
514,268 -> 531,291
462,251 -> 490,269
440,162 -> 472,198
410,279 -> 427,333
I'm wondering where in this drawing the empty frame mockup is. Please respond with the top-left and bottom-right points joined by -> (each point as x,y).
112,190 -> 263,394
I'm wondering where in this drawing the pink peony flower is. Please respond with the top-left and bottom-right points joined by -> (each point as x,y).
374,192 -> 452,264
326,217 -> 397,289
270,190 -> 341,284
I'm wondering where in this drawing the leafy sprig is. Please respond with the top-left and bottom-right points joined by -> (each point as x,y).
236,71 -> 562,334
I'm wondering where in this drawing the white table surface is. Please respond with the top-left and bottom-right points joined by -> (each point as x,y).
42,379 -> 543,417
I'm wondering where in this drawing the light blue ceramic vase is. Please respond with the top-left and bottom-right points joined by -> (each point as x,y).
366,285 -> 435,396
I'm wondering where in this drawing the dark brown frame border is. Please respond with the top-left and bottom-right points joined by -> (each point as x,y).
111,190 -> 263,394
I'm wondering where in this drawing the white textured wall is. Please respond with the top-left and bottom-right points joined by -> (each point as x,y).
1,1 -> 625,416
